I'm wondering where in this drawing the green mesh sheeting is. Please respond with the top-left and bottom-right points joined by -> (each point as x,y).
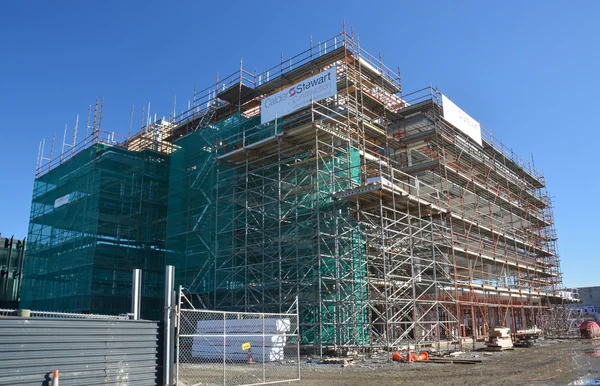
165,113 -> 263,295
166,112 -> 369,346
22,110 -> 369,345
21,144 -> 169,319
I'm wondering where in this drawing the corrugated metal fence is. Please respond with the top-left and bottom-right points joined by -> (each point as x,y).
0,310 -> 158,385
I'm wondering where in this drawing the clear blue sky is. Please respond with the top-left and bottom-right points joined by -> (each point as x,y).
0,1 -> 598,287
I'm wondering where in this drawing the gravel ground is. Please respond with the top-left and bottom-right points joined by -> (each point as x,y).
298,339 -> 600,386
175,339 -> 600,385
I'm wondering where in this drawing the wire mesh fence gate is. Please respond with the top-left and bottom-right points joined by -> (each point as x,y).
175,290 -> 300,386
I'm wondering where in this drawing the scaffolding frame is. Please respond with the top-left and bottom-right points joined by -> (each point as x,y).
163,30 -> 563,353
25,29 -> 564,352
24,98 -> 171,318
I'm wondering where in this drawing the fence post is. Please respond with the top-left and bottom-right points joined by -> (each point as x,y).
163,265 -> 175,386
262,314 -> 266,383
176,285 -> 182,386
223,313 -> 226,386
296,296 -> 300,380
131,269 -> 142,320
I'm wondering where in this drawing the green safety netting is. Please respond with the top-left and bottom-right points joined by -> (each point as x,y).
22,144 -> 169,319
23,112 -> 369,345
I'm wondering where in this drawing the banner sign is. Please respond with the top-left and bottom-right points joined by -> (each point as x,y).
260,67 -> 337,124
441,94 -> 482,146
54,194 -> 70,209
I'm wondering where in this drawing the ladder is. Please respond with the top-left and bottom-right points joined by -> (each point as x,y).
194,103 -> 217,131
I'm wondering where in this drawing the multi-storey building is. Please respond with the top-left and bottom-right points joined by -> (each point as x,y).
23,31 -> 563,350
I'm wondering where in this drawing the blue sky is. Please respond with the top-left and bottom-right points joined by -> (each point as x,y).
0,1 -> 598,287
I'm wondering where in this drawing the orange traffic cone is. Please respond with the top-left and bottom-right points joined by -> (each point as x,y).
52,370 -> 59,386
247,348 -> 256,364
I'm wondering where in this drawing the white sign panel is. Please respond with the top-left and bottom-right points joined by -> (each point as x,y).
441,94 -> 482,146
260,67 -> 337,124
54,194 -> 70,208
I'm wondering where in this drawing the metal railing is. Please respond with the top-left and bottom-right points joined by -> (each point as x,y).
175,290 -> 300,386
0,308 -> 131,320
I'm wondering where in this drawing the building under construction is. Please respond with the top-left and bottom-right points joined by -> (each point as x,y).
0,234 -> 26,309
22,31 -> 564,350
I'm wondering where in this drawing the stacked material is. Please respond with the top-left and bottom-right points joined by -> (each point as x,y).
192,318 -> 291,362
516,326 -> 542,335
513,327 -> 542,347
485,327 -> 513,350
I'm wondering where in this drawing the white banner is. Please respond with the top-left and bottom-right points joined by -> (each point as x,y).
54,194 -> 70,209
441,94 -> 482,146
260,66 -> 337,124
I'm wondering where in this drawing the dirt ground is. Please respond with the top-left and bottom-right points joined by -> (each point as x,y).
297,339 -> 600,386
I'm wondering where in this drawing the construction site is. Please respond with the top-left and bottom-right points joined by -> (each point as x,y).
23,30 -> 566,354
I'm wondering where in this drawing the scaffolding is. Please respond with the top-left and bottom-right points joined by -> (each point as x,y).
163,31 -> 563,352
24,30 -> 565,351
22,106 -> 171,318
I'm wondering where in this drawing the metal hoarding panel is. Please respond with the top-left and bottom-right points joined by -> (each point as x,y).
0,317 -> 158,386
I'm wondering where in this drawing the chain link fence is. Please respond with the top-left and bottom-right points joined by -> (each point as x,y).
176,293 -> 300,386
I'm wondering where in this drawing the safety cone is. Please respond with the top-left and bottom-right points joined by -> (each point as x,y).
247,348 -> 256,364
52,370 -> 59,386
